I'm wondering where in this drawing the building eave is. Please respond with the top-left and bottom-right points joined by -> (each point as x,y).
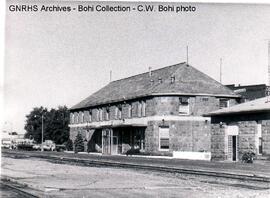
70,92 -> 240,111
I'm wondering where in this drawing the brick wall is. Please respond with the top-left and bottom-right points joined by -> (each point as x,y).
211,113 -> 270,161
211,124 -> 227,160
262,120 -> 270,154
145,120 -> 211,155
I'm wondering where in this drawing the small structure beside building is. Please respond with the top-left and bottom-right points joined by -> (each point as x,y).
69,62 -> 239,156
226,84 -> 269,102
206,96 -> 270,161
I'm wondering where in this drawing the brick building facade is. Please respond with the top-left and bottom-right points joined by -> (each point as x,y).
69,62 -> 239,155
206,97 -> 270,161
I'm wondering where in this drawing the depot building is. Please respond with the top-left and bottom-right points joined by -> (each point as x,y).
206,96 -> 270,161
69,62 -> 239,156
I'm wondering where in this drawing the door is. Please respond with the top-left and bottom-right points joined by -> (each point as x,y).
227,125 -> 239,161
111,136 -> 118,155
232,136 -> 237,161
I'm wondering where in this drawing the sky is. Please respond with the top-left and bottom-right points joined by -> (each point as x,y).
3,1 -> 270,133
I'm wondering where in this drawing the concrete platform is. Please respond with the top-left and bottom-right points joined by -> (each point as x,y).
2,149 -> 270,179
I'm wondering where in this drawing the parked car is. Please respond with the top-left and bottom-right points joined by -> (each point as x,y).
42,140 -> 56,151
33,144 -> 41,151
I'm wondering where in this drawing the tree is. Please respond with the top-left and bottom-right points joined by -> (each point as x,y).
24,107 -> 49,144
74,133 -> 84,153
65,139 -> 73,151
24,106 -> 70,144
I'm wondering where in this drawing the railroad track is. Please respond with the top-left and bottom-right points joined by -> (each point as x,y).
1,180 -> 39,198
47,156 -> 270,183
3,151 -> 270,184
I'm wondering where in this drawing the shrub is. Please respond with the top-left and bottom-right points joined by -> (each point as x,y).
74,133 -> 84,153
65,139 -> 73,151
126,148 -> 140,156
17,144 -> 34,151
242,151 -> 255,163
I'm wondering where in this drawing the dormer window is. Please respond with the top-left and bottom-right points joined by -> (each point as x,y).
171,76 -> 175,83
179,97 -> 189,115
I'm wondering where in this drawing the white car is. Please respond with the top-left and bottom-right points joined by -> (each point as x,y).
42,140 -> 56,151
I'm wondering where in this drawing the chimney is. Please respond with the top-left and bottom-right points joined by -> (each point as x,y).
158,77 -> 162,84
149,67 -> 152,77
150,79 -> 154,85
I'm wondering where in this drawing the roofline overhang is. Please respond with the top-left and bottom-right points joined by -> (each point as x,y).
204,108 -> 270,116
150,92 -> 240,98
70,92 -> 240,111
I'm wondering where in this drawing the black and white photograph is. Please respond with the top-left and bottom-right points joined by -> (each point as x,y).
1,0 -> 270,197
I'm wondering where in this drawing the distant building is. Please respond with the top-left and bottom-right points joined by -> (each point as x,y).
69,62 -> 239,155
226,84 -> 269,102
1,131 -> 18,148
206,96 -> 270,161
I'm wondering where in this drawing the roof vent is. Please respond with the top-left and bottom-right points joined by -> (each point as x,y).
150,79 -> 154,85
158,77 -> 163,84
171,76 -> 175,83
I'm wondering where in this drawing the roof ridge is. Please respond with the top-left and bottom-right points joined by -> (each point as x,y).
110,62 -> 186,83
184,64 -> 236,94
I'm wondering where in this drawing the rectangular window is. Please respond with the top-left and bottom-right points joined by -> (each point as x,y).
96,109 -> 99,121
81,112 -> 84,123
179,97 -> 189,115
219,98 -> 229,109
70,113 -> 74,124
105,107 -> 109,120
75,113 -> 78,124
99,108 -> 103,121
138,102 -> 142,117
128,104 -> 132,118
118,106 -> 122,119
89,110 -> 92,122
201,97 -> 209,102
159,127 -> 169,150
115,106 -> 118,119
142,101 -> 146,117
78,112 -> 82,123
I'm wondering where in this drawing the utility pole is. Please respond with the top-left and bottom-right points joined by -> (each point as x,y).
220,58 -> 223,84
41,114 -> 44,152
186,46 -> 189,65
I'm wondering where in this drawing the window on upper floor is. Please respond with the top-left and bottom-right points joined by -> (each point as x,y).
219,98 -> 229,109
89,110 -> 92,122
142,100 -> 146,117
99,108 -> 103,121
105,107 -> 110,120
128,104 -> 132,118
179,97 -> 190,115
115,106 -> 118,119
70,113 -> 74,124
138,102 -> 142,117
74,113 -> 79,124
80,112 -> 84,123
118,105 -> 122,119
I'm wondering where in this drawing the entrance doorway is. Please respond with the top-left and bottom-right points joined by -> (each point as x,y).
111,136 -> 118,155
227,125 -> 239,161
232,136 -> 237,161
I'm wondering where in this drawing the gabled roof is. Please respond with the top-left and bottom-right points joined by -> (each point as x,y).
206,96 -> 270,116
71,62 -> 239,110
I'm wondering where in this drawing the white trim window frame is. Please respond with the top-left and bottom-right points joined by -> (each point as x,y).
159,127 -> 170,151
179,97 -> 190,115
